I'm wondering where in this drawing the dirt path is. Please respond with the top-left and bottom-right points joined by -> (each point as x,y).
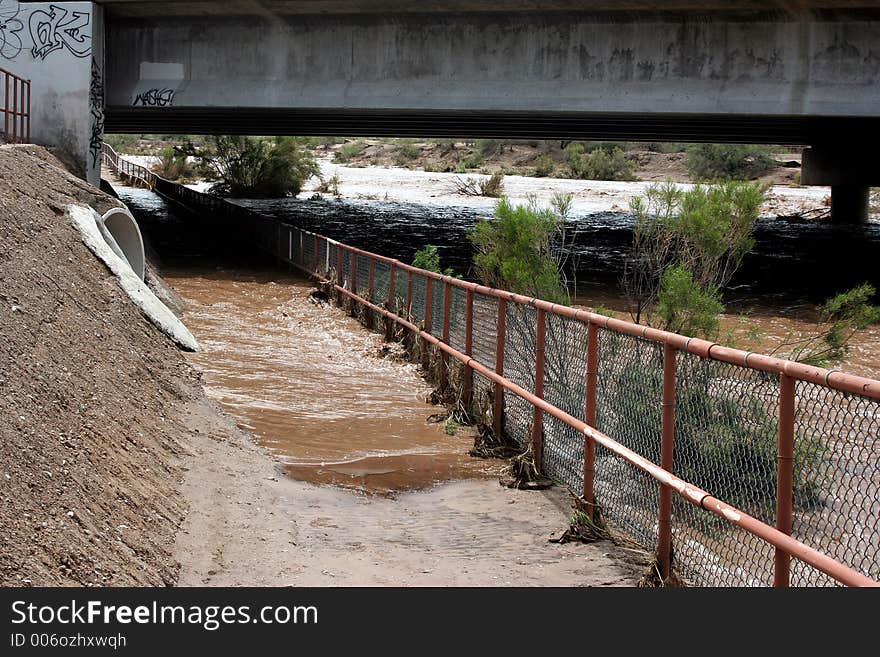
175,405 -> 643,586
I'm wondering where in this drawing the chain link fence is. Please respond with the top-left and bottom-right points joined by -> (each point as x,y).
104,149 -> 880,587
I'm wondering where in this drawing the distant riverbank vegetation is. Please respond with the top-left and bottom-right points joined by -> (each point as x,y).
178,136 -> 320,198
105,134 -> 803,186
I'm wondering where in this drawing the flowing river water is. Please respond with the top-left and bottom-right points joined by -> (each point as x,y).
116,182 -> 880,499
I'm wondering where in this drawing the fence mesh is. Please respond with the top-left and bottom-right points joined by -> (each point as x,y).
592,329 -> 663,549
791,382 -> 880,585
669,353 -> 780,585
106,154 -> 880,587
502,303 -> 537,447
471,292 -> 499,407
542,314 -> 589,490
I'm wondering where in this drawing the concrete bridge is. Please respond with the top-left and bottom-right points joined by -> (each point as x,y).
4,1 -> 880,220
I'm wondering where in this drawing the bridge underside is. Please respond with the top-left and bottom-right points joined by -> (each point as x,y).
104,107 -> 880,147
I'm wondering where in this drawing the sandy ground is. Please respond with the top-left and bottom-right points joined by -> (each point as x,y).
175,400 -> 644,587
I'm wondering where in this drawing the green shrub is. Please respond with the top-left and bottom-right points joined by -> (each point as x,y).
624,180 -> 766,334
105,134 -> 140,153
782,283 -> 880,366
412,245 -> 454,276
645,142 -> 689,154
393,139 -> 420,164
533,155 -> 554,177
686,144 -> 775,181
334,141 -> 367,163
151,147 -> 194,181
186,136 -> 319,198
656,265 -> 724,338
475,139 -> 507,158
566,144 -> 636,181
469,197 -> 569,304
480,172 -> 504,197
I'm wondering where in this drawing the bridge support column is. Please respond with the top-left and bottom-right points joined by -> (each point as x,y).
830,186 -> 870,225
802,147 -> 876,225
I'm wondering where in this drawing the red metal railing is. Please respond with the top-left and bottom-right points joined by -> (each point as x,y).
1,67 -> 30,145
103,145 -> 880,587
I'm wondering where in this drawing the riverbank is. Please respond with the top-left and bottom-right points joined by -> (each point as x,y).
0,145 -> 196,585
1,148 -> 641,586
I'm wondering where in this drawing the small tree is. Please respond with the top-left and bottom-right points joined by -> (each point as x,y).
469,196 -> 569,304
185,136 -> 319,197
623,180 -> 765,337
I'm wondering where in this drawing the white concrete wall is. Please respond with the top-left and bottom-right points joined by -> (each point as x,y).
1,2 -> 103,184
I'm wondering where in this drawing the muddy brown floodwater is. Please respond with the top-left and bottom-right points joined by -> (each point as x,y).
165,267 -> 502,495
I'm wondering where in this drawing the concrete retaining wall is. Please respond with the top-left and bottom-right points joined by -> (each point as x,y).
1,2 -> 103,184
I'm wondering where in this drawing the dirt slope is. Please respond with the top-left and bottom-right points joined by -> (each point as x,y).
0,145 -> 204,585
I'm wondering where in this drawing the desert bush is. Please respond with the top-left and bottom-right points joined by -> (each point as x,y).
184,136 -> 319,198
334,141 -> 367,163
686,144 -> 775,181
533,155 -> 554,177
773,283 -> 880,366
475,139 -> 508,158
455,152 -> 485,172
452,173 -> 505,198
623,180 -> 765,337
469,196 -> 569,304
602,360 -> 825,512
566,144 -> 636,181
412,245 -> 454,276
393,139 -> 420,164
151,147 -> 195,181
314,172 -> 342,198
645,142 -> 689,154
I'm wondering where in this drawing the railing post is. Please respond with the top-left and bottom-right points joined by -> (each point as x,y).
657,342 -> 677,582
313,234 -> 319,274
25,80 -> 30,143
12,73 -> 18,143
531,308 -> 547,472
337,243 -> 344,289
493,298 -> 507,439
774,373 -> 795,587
583,320 -> 599,518
421,278 -> 433,372
350,250 -> 358,296
440,281 -> 451,392
406,270 -> 413,318
385,262 -> 396,341
462,288 -> 474,413
367,257 -> 375,329
3,72 -> 8,143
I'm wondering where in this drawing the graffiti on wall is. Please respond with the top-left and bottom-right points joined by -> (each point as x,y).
0,2 -> 91,60
88,56 -> 103,168
133,88 -> 175,107
29,4 -> 91,59
0,0 -> 24,59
